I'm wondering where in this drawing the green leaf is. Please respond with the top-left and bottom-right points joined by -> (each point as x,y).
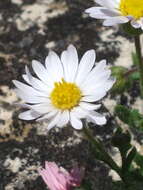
129,71 -> 140,80
134,153 -> 143,169
122,147 -> 137,172
111,66 -> 128,94
112,128 -> 134,174
112,128 -> 131,150
114,105 -> 130,124
112,179 -> 143,190
115,105 -> 143,131
133,153 -> 143,177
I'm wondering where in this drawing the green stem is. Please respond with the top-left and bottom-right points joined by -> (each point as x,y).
82,124 -> 129,185
134,35 -> 143,98
124,68 -> 137,77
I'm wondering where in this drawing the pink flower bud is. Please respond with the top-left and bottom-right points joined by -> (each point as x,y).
39,162 -> 84,190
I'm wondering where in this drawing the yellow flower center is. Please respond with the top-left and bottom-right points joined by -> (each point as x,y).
50,79 -> 82,110
120,0 -> 143,19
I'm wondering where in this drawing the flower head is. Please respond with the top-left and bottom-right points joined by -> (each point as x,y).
13,45 -> 115,130
85,0 -> 143,30
39,162 -> 84,190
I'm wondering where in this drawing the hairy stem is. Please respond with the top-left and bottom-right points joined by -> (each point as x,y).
134,35 -> 143,98
124,68 -> 137,77
82,124 -> 130,186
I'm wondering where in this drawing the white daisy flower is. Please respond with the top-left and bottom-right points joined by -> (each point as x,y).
85,0 -> 143,30
13,45 -> 115,130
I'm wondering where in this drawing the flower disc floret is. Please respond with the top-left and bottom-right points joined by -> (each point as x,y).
120,0 -> 143,19
50,79 -> 82,110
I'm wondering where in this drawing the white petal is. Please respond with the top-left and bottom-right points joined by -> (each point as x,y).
82,77 -> 114,96
83,59 -> 107,82
32,60 -> 53,86
75,50 -> 96,85
85,77 -> 115,94
36,110 -> 58,121
57,110 -> 70,127
71,106 -> 88,118
15,89 -> 50,104
131,19 -> 141,29
13,80 -> 45,97
24,66 -> 51,94
14,103 -> 30,108
81,69 -> 111,92
30,103 -> 53,114
82,90 -> 106,102
103,16 -> 129,26
23,66 -> 32,84
61,45 -> 78,82
79,102 -> 101,111
47,111 -> 61,130
140,18 -> 143,30
95,59 -> 107,69
79,60 -> 113,92
87,111 -> 106,125
104,77 -> 116,91
19,110 -> 40,120
86,7 -> 120,19
23,74 -> 51,94
70,113 -> 83,130
45,51 -> 64,82
95,0 -> 120,9
86,61 -> 109,81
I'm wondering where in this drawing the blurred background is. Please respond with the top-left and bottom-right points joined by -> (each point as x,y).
0,0 -> 139,189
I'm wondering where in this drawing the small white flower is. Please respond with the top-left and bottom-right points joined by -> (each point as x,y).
13,45 -> 115,130
85,0 -> 143,30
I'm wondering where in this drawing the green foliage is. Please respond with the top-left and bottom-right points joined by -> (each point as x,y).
111,181 -> 125,190
112,180 -> 143,190
115,105 -> 143,131
111,57 -> 141,94
111,66 -> 128,94
112,128 -> 131,149
123,147 -> 137,172
129,71 -> 140,80
112,128 -> 136,175
134,153 -> 143,176
127,53 -> 140,81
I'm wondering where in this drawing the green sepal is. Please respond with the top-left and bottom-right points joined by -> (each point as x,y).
114,105 -> 130,124
115,105 -> 143,131
122,22 -> 143,36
